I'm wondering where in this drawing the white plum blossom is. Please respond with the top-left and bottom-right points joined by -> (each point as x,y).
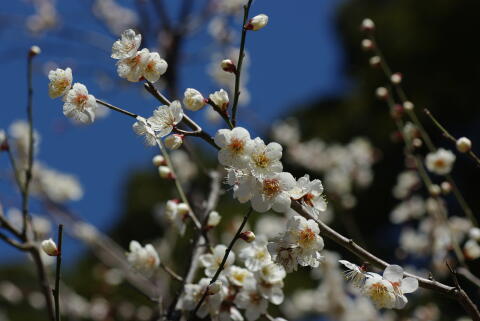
183,88 -> 206,111
425,148 -> 456,175
338,260 -> 368,287
126,241 -> 160,277
116,48 -> 149,82
234,278 -> 268,321
226,266 -> 253,287
62,83 -> 97,124
255,263 -> 286,305
289,174 -> 327,219
199,244 -> 235,277
363,273 -> 397,309
392,170 -> 420,200
41,238 -> 58,256
209,89 -> 229,111
148,100 -> 183,137
250,172 -> 296,213
164,134 -> 183,150
464,239 -> 480,260
143,52 -> 168,83
382,265 -> 419,309
35,165 -> 83,203
111,29 -> 141,59
48,67 -> 72,98
239,236 -> 271,271
215,127 -> 254,168
181,278 -> 225,319
226,168 -> 257,203
132,116 -> 157,146
248,137 -> 283,178
164,200 -> 188,235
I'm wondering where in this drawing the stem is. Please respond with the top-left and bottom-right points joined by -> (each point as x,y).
30,248 -> 56,321
160,262 -> 183,282
192,207 -> 253,316
231,0 -> 253,127
54,224 -> 64,321
96,99 -> 138,118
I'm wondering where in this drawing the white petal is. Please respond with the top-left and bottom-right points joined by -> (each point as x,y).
383,264 -> 404,282
401,276 -> 418,294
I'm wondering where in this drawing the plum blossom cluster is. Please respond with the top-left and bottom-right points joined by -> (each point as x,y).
181,237 -> 286,321
340,261 -> 418,310
125,240 -> 160,277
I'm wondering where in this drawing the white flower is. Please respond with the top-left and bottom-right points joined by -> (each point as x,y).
143,52 -> 168,83
126,241 -> 160,277
209,89 -> 229,111
62,83 -> 97,124
456,137 -> 472,153
363,273 -> 397,309
148,100 -> 183,137
248,138 -> 283,178
226,168 -> 257,203
390,195 -> 425,224
183,88 -> 206,111
256,263 -> 285,305
41,238 -> 58,256
284,215 -> 324,268
164,200 -> 188,235
48,67 -> 72,98
250,172 -> 296,213
199,244 -> 235,277
164,134 -> 183,150
289,174 -> 326,219
215,127 -> 254,168
132,116 -> 157,146
382,265 -> 418,309
234,278 -> 268,321
35,165 -> 83,203
425,148 -> 456,175
464,239 -> 480,260
111,29 -> 141,59
181,278 -> 225,318
338,260 -> 368,287
392,170 -> 420,200
207,211 -> 221,228
226,266 -> 253,287
239,236 -> 271,271
245,14 -> 269,31
116,48 -> 149,82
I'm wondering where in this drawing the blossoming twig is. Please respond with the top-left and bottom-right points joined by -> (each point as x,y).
191,207 -> 254,317
231,0 -> 253,127
53,224 -> 63,321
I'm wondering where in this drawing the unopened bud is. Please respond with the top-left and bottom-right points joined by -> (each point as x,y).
361,39 -> 374,51
403,101 -> 414,111
361,18 -> 375,32
375,87 -> 388,100
183,88 -> 206,111
240,231 -> 256,243
177,203 -> 190,218
208,281 -> 222,295
207,211 -> 221,228
369,56 -> 381,67
441,181 -> 452,195
158,166 -> 173,179
164,134 -> 183,150
0,130 -> 8,151
41,238 -> 58,256
390,104 -> 403,119
390,73 -> 402,84
456,137 -> 471,153
469,227 -> 480,241
152,155 -> 166,167
221,59 -> 236,73
429,184 -> 441,197
412,138 -> 423,148
245,14 -> 269,31
29,45 -> 41,56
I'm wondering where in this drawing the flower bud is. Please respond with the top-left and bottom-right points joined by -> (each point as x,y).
208,281 -> 223,295
240,231 -> 256,243
429,184 -> 441,197
375,87 -> 388,100
245,14 -> 269,31
158,166 -> 173,179
207,211 -> 221,228
369,56 -> 381,67
441,181 -> 452,194
390,73 -> 402,84
0,130 -> 8,151
183,88 -> 206,111
29,45 -> 41,57
456,137 -> 472,153
412,138 -> 423,148
165,134 -> 183,150
209,89 -> 229,111
390,104 -> 403,119
176,203 -> 190,218
41,238 -> 58,256
469,227 -> 480,241
361,39 -> 374,51
403,101 -> 414,111
361,18 -> 375,32
152,155 -> 166,167
221,59 -> 236,73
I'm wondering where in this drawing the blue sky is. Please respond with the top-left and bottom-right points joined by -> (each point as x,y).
0,0 -> 347,261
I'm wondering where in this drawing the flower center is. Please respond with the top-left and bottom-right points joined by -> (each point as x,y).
302,193 -> 315,207
262,178 -> 280,197
228,138 -> 245,154
434,158 -> 446,168
252,152 -> 270,168
249,292 -> 262,304
74,94 -> 88,109
299,228 -> 316,247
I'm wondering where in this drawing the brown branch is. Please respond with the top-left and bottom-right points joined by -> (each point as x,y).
54,224 -> 64,321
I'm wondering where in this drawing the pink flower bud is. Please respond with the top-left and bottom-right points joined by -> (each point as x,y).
456,137 -> 471,153
245,14 -> 269,31
41,238 -> 59,256
240,231 -> 256,243
221,59 -> 236,73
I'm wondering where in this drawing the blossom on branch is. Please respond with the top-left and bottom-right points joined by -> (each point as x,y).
62,83 -> 97,124
111,29 -> 141,59
48,67 -> 72,98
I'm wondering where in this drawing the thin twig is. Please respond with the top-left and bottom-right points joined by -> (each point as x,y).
96,99 -> 138,118
231,0 -> 253,127
191,207 -> 253,316
160,262 -> 183,282
446,262 -> 480,321
54,224 -> 64,321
